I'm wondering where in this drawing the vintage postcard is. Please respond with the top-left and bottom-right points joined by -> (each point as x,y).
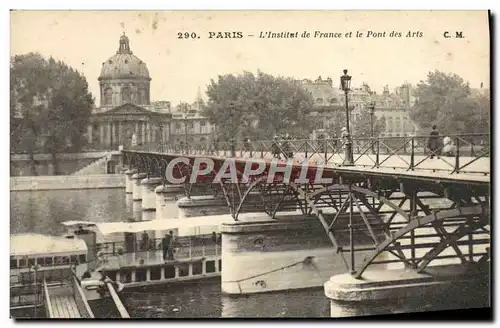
10,10 -> 490,319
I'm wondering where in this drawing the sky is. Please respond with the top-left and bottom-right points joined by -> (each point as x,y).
10,10 -> 490,107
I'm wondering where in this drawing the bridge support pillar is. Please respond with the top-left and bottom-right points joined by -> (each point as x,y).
323,263 -> 490,317
155,184 -> 184,220
141,177 -> 163,211
220,213 -> 373,295
124,169 -> 137,194
132,173 -> 147,201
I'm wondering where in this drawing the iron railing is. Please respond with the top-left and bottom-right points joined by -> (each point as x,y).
127,133 -> 489,175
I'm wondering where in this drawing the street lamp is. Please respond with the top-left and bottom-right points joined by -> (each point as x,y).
228,102 -> 236,157
158,125 -> 164,152
340,69 -> 354,166
183,114 -> 189,153
369,101 -> 376,139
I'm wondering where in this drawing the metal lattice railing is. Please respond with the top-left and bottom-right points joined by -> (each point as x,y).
126,133 -> 489,175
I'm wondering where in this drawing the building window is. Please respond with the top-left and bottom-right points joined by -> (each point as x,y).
122,87 -> 131,103
316,98 -> 323,104
175,123 -> 181,130
200,122 -> 206,133
329,98 -> 337,104
104,88 -> 112,105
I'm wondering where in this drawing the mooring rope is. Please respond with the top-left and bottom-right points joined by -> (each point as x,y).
222,256 -> 324,294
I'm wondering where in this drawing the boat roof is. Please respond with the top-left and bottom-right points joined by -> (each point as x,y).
10,233 -> 88,257
94,215 -> 235,235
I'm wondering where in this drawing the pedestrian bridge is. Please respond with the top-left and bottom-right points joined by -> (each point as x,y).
120,134 -> 490,282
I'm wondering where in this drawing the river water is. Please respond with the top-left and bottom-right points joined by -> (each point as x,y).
10,188 -> 489,318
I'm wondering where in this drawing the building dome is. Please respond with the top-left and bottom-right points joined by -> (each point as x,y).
99,33 -> 151,81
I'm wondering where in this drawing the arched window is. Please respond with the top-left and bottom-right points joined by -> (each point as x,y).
122,87 -> 131,103
316,98 -> 323,104
104,88 -> 112,105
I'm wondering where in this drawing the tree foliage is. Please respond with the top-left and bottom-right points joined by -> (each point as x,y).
352,107 -> 386,138
202,71 -> 314,141
10,53 -> 94,157
409,70 -> 489,134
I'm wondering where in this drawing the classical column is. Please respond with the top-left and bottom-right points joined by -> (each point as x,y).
118,121 -> 123,146
100,124 -> 105,146
135,121 -> 139,141
141,121 -> 146,145
107,122 -> 112,147
87,125 -> 93,144
111,123 -> 115,148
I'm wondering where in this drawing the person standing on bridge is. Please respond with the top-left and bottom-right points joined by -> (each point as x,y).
162,231 -> 173,261
427,125 -> 442,159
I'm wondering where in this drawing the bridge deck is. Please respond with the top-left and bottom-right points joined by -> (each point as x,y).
129,150 -> 490,185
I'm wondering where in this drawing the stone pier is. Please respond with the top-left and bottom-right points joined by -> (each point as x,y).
220,212 -> 377,295
141,177 -> 163,211
124,169 -> 137,194
324,263 -> 490,317
132,173 -> 147,201
155,184 -> 184,220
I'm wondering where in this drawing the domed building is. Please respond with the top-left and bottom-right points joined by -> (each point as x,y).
88,33 -> 171,149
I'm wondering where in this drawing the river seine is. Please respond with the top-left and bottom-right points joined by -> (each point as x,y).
10,188 -> 489,318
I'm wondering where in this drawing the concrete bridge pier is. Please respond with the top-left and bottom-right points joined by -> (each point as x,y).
132,173 -> 147,201
141,177 -> 163,211
220,213 -> 376,295
323,263 -> 490,317
155,184 -> 184,220
124,169 -> 137,194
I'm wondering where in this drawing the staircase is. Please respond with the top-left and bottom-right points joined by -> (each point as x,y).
72,153 -> 112,176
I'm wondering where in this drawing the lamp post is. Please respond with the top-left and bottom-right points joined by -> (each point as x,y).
183,115 -> 189,153
158,125 -> 164,152
340,69 -> 354,166
369,101 -> 376,139
229,102 -> 236,157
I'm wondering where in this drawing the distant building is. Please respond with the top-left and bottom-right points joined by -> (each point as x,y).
88,34 -> 172,149
170,87 -> 215,148
300,76 -> 419,138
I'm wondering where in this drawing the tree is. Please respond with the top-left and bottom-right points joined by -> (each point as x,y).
202,71 -> 314,141
409,70 -> 480,134
10,53 -> 94,175
352,107 -> 386,138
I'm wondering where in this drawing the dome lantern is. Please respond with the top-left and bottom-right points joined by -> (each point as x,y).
117,32 -> 132,55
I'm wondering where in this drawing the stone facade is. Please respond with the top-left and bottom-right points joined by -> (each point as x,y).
88,34 -> 171,150
300,76 -> 419,138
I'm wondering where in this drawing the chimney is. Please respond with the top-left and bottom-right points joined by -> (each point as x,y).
480,82 -> 484,89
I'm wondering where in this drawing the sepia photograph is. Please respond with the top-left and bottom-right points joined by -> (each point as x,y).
9,10 -> 491,319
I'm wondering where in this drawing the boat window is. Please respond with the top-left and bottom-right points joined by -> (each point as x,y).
136,269 -> 147,282
70,255 -> 77,264
36,258 -> 44,266
164,265 -> 175,279
219,259 -> 222,272
178,264 -> 189,277
62,256 -> 70,264
44,257 -> 53,266
150,267 -> 161,280
10,259 -> 17,269
121,270 -> 132,283
105,271 -> 117,281
27,258 -> 35,267
54,256 -> 63,265
79,254 -> 86,263
205,260 -> 215,273
18,258 -> 26,268
192,262 -> 202,275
